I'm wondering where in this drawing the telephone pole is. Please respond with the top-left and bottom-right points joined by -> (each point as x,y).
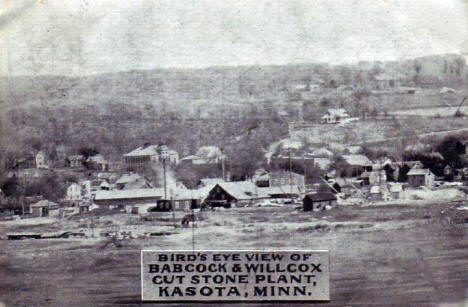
221,153 -> 226,181
289,149 -> 293,204
162,154 -> 167,200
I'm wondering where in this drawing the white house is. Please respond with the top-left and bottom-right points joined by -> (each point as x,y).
35,151 -> 48,169
321,109 -> 350,124
66,183 -> 84,204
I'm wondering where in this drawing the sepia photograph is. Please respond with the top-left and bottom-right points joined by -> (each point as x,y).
0,0 -> 468,306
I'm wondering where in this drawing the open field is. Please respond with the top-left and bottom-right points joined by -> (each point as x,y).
1,202 -> 468,307
390,106 -> 468,117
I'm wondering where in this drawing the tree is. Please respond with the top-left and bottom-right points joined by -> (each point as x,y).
436,136 -> 466,168
79,147 -> 99,159
25,174 -> 66,201
1,176 -> 22,198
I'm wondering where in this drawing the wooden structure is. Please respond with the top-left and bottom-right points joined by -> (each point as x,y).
303,193 -> 337,212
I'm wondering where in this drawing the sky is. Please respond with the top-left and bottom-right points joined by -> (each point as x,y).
0,0 -> 467,76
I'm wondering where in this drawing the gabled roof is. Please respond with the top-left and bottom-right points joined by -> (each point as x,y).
324,108 -> 349,117
200,178 -> 225,186
94,188 -> 164,201
124,145 -> 159,157
212,181 -> 258,200
174,188 -> 210,201
181,155 -> 200,161
440,87 -> 456,94
311,148 -> 334,158
304,193 -> 336,202
343,154 -> 372,166
87,154 -> 108,164
115,173 -> 153,189
427,152 -> 444,160
257,185 -> 302,196
407,168 -> 434,176
31,200 -> 59,209
345,145 -> 363,154
196,146 -> 222,159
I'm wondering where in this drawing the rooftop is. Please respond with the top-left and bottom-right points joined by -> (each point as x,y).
214,181 -> 259,200
324,108 -> 349,117
370,186 -> 381,194
257,185 -> 302,196
94,188 -> 165,201
407,168 -> 434,176
311,148 -> 334,158
199,178 -> 225,186
343,154 -> 372,166
304,193 -> 336,202
31,200 -> 60,209
196,146 -> 223,159
124,145 -> 159,157
116,173 -> 143,184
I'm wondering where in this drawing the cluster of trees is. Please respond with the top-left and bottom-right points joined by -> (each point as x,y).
402,136 -> 467,177
1,173 -> 66,203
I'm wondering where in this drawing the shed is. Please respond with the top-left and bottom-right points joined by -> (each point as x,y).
30,200 -> 60,217
407,168 -> 435,188
303,193 -> 337,212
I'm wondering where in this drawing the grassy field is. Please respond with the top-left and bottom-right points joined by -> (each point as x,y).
390,106 -> 468,117
1,202 -> 468,307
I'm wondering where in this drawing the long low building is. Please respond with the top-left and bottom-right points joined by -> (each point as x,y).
94,188 -> 165,213
257,185 -> 302,199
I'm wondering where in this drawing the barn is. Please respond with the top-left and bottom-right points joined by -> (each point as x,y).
303,193 -> 337,212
